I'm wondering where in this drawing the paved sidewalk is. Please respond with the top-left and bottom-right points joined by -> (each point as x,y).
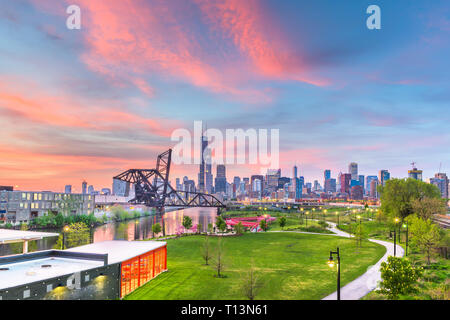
323,221 -> 404,300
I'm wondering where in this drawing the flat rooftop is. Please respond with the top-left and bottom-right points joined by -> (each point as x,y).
0,229 -> 59,244
66,240 -> 166,264
0,256 -> 103,290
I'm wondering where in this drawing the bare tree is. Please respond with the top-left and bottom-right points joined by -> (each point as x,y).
240,262 -> 264,300
201,235 -> 212,265
212,237 -> 227,278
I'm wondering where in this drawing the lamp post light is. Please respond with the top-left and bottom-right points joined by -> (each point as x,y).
403,222 -> 409,256
327,247 -> 341,300
394,217 -> 401,243
62,225 -> 70,250
335,211 -> 339,226
389,229 -> 397,257
305,211 -> 309,227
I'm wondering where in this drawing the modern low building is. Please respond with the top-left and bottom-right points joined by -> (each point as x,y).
0,240 -> 167,300
0,190 -> 94,224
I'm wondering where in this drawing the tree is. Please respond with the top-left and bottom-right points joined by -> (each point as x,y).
278,216 -> 287,230
234,222 -> 244,235
152,223 -> 161,237
354,223 -> 366,249
201,236 -> 212,265
212,238 -> 226,278
197,223 -> 203,234
207,223 -> 214,234
379,256 -> 423,299
216,216 -> 227,234
54,222 -> 90,249
409,216 -> 442,265
378,178 -> 441,220
240,263 -> 264,300
182,216 -> 193,231
411,197 -> 446,220
259,219 -> 268,232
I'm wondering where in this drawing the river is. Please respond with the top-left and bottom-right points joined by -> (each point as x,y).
0,207 -> 218,256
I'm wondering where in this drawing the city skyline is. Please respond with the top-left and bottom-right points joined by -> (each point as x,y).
0,1 -> 449,191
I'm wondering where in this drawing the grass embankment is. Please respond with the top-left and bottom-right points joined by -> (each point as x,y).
125,232 -> 385,300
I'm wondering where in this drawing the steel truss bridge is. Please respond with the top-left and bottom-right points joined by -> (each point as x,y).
113,149 -> 225,212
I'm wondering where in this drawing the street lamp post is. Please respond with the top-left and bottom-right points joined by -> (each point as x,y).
394,217 -> 400,244
305,211 -> 309,227
335,211 -> 339,226
327,247 -> 341,300
62,225 -> 70,250
403,222 -> 409,256
390,229 -> 397,257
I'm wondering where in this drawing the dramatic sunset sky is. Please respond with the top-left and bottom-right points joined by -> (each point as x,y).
0,0 -> 449,192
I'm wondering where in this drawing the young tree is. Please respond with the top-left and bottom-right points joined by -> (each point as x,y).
259,219 -> 268,232
240,263 -> 264,300
409,216 -> 442,265
197,223 -> 202,234
152,223 -> 162,237
411,197 -> 446,220
234,222 -> 244,235
354,223 -> 366,249
182,215 -> 193,231
278,216 -> 287,230
207,223 -> 214,234
379,256 -> 423,299
54,222 -> 90,249
216,216 -> 227,234
201,236 -> 212,265
212,238 -> 226,278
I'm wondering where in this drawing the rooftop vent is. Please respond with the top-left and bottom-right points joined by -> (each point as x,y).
41,264 -> 52,268
0,267 -> 9,271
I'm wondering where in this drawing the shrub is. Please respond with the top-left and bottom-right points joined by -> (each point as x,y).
379,256 -> 423,299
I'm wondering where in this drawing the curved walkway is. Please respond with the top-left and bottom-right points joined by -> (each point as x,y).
269,221 -> 404,300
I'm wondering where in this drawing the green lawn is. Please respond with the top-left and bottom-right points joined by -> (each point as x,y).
125,232 -> 386,300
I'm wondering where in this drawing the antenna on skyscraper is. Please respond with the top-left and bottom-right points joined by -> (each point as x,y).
410,161 -> 416,169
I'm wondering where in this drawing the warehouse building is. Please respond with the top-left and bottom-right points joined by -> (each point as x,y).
0,240 -> 167,300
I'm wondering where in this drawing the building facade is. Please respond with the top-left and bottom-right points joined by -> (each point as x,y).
0,190 -> 94,224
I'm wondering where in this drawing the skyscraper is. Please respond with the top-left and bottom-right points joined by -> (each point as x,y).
379,170 -> 390,186
323,169 -> 331,193
214,165 -> 227,193
82,181 -> 87,195
324,178 -> 336,193
339,173 -> 352,194
370,179 -> 379,199
349,162 -> 358,181
64,185 -> 72,194
366,176 -> 378,195
358,175 -> 365,194
434,173 -> 449,199
198,135 -> 213,193
430,173 -> 448,199
408,165 -> 423,181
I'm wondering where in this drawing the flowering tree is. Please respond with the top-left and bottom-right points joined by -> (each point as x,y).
175,225 -> 185,238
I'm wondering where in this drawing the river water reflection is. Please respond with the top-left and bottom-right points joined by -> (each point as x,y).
0,207 -> 217,256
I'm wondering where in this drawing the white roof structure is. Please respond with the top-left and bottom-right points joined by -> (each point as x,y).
66,240 -> 166,264
0,257 -> 103,290
0,229 -> 59,244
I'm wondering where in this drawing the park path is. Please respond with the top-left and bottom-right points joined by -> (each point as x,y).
322,221 -> 404,300
268,221 -> 404,300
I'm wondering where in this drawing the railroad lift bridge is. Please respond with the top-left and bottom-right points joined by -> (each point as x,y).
113,149 -> 226,217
